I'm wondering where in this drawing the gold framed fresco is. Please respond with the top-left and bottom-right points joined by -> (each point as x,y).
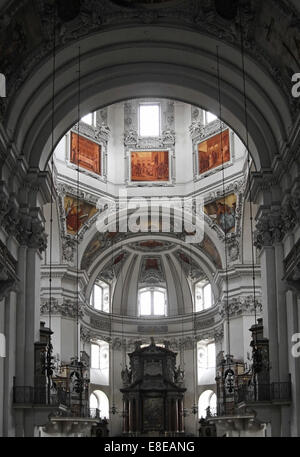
197,129 -> 230,175
70,132 -> 102,175
130,150 -> 170,182
204,193 -> 237,234
64,195 -> 98,235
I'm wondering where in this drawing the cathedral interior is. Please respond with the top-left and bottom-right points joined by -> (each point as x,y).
0,0 -> 300,438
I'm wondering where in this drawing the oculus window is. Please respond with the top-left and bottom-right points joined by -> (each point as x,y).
138,287 -> 167,316
90,281 -> 110,312
139,104 -> 160,137
195,280 -> 213,312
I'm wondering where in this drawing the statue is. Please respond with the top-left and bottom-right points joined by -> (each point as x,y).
174,365 -> 185,385
121,365 -> 132,386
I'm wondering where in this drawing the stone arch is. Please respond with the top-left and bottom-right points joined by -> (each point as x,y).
4,26 -> 291,173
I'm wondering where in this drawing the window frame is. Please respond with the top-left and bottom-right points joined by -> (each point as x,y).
138,102 -> 161,138
81,112 -> 96,127
89,281 -> 110,313
138,286 -> 167,317
203,110 -> 217,125
194,280 -> 213,312
90,341 -> 110,372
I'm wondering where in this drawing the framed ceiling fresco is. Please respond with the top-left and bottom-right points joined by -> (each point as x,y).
70,132 -> 102,175
124,99 -> 176,186
130,150 -> 169,182
204,193 -> 237,234
64,195 -> 98,235
198,129 -> 230,175
192,127 -> 234,181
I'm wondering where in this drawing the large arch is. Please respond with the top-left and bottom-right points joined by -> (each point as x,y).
4,26 -> 292,172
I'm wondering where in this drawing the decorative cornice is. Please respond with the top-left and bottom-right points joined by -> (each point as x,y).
1,0 -> 297,122
40,298 -> 84,318
219,295 -> 262,319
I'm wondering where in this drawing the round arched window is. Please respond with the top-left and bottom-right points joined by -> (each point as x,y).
198,390 -> 217,419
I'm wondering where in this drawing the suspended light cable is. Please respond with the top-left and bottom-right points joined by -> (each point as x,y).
239,7 -> 258,333
48,8 -> 56,336
76,46 -> 81,361
110,237 -> 117,415
45,6 -> 57,405
216,46 -> 231,359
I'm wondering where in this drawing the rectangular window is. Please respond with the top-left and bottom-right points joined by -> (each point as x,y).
153,291 -> 165,315
207,343 -> 216,368
91,343 -> 100,369
206,111 -> 217,124
139,104 -> 160,137
94,284 -> 103,311
81,112 -> 96,126
140,291 -> 151,315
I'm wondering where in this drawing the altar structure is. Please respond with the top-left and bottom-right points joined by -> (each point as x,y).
120,339 -> 186,436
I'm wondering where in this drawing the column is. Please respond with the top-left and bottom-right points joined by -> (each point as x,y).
0,298 -> 5,436
259,246 -> 279,382
274,242 -> 289,382
128,398 -> 133,433
24,247 -> 41,437
286,290 -> 300,436
135,397 -> 140,433
15,245 -> 27,437
25,247 -> 41,386
174,398 -> 179,433
3,291 -> 17,436
274,242 -> 290,437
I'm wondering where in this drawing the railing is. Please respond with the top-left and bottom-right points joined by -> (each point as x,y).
237,382 -> 291,403
13,386 -> 70,407
13,387 -> 103,420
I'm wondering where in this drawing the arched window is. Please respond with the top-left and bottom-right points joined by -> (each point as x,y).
90,281 -> 110,312
90,392 -> 98,409
198,390 -> 217,418
90,340 -> 109,385
195,280 -> 213,312
89,390 -> 109,419
138,287 -> 167,316
197,340 -> 216,385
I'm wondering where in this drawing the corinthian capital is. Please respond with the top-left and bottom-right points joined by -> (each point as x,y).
254,209 -> 285,249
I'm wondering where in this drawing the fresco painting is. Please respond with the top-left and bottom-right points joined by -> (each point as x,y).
204,193 -> 237,234
131,150 -> 169,181
198,129 -> 230,175
64,196 -> 98,235
71,132 -> 101,175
